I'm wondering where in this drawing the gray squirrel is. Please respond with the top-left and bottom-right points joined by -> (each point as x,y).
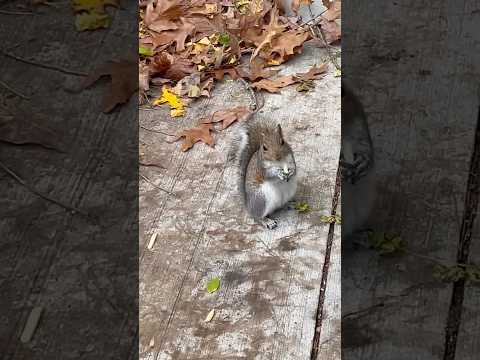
232,121 -> 297,229
341,84 -> 376,241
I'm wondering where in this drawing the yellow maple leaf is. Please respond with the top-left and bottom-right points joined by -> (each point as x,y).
191,43 -> 207,55
153,88 -> 185,117
198,37 -> 211,46
72,0 -> 119,31
205,3 -> 218,14
171,109 -> 185,117
267,59 -> 281,66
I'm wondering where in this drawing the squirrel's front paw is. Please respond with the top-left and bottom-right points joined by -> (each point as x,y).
341,153 -> 372,184
261,217 -> 278,230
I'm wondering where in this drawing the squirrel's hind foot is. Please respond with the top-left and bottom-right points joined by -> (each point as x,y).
261,217 -> 278,230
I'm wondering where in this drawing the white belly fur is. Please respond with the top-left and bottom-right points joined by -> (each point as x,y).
260,175 -> 297,218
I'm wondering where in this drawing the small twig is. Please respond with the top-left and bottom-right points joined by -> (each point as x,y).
0,10 -> 35,15
295,9 -> 328,29
0,49 -> 88,77
140,173 -> 176,196
140,125 -> 175,137
0,160 -> 88,216
307,6 -> 341,71
0,79 -> 29,99
140,162 -> 166,169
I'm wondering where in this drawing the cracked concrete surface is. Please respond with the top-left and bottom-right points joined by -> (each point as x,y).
139,43 -> 341,359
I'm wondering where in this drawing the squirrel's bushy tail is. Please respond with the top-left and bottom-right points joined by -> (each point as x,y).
231,123 -> 262,207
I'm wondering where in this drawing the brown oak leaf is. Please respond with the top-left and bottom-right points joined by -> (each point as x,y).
294,63 -> 328,81
144,0 -> 185,27
251,8 -> 287,62
322,0 -> 341,21
201,107 -> 250,129
150,18 -> 195,52
318,18 -> 341,45
252,64 -> 327,93
175,123 -> 214,151
237,59 -> 280,81
266,29 -> 310,63
84,60 -> 138,113
211,67 -> 241,81
251,75 -> 296,93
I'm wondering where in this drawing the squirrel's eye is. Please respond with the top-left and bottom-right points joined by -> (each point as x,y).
263,145 -> 268,151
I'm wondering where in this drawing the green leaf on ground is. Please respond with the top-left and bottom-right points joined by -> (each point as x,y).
207,277 -> 220,293
139,46 -> 154,57
433,264 -> 480,284
218,33 -> 231,47
320,214 -> 341,224
367,231 -> 407,255
294,202 -> 310,213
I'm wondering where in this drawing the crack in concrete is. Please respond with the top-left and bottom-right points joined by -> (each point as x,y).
310,167 -> 341,360
443,105 -> 480,360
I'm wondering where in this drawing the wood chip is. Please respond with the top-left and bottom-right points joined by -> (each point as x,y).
147,233 -> 157,250
20,306 -> 43,343
149,336 -> 155,348
204,309 -> 215,322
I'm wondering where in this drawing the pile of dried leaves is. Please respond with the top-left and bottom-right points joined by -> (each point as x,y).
139,0 -> 341,106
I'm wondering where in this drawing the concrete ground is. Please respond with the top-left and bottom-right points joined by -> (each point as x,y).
139,42 -> 341,360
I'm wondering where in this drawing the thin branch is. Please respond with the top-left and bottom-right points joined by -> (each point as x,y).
140,173 -> 176,197
0,10 -> 35,15
0,79 -> 29,99
0,49 -> 88,77
307,5 -> 341,71
0,161 -> 88,216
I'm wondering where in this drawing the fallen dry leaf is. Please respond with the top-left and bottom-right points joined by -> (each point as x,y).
172,73 -> 201,97
266,29 -> 310,64
150,18 -> 195,52
318,17 -> 341,45
201,107 -> 250,129
251,8 -> 287,62
175,123 -> 214,151
251,75 -> 296,92
204,309 -> 215,322
84,60 -> 138,113
322,0 -> 341,21
210,67 -> 241,81
252,64 -> 327,92
153,87 -> 185,117
294,63 -> 328,81
20,307 -> 43,343
238,58 -> 280,81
